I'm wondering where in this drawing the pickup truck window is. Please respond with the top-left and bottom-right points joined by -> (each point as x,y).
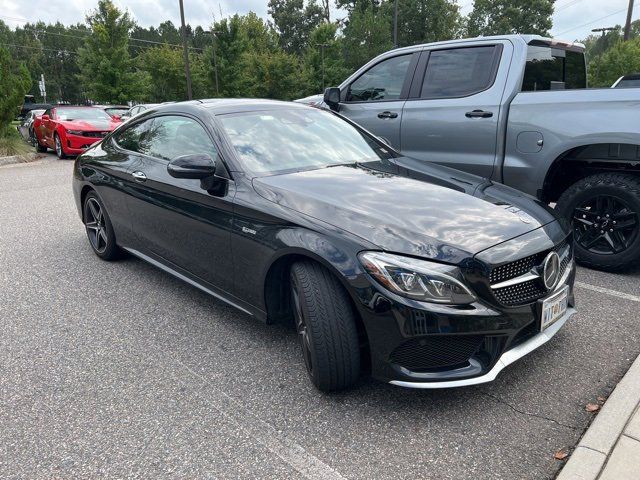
522,46 -> 587,91
420,46 -> 500,99
346,54 -> 412,102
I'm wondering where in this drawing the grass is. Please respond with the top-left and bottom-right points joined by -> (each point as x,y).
0,123 -> 32,157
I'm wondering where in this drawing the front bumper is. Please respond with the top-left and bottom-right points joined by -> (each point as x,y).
65,134 -> 102,154
390,306 -> 575,388
352,248 -> 576,388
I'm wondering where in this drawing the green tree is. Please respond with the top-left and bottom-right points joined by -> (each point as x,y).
467,0 -> 554,37
206,12 -> 279,97
139,44 -> 209,101
588,38 -> 640,87
242,50 -> 307,99
381,0 -> 462,47
77,0 -> 150,103
303,23 -> 350,92
268,0 -> 324,55
341,4 -> 393,70
0,45 -> 31,131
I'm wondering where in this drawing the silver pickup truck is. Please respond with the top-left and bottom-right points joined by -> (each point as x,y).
317,34 -> 640,271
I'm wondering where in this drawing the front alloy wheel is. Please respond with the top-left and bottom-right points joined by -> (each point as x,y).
54,134 -> 66,159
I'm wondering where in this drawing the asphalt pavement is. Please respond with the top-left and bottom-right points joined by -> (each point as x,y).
1,155 -> 639,479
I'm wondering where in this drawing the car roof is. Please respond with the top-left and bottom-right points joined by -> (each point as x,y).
197,98 -> 310,115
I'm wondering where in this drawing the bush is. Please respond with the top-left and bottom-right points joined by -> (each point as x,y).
0,125 -> 31,157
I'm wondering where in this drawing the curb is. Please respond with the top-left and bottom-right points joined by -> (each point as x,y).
0,152 -> 42,167
557,353 -> 640,480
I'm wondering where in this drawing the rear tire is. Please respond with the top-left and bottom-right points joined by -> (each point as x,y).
290,261 -> 361,392
556,173 -> 640,271
83,192 -> 122,261
35,137 -> 47,152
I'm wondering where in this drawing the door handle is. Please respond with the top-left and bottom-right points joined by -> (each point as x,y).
465,110 -> 493,118
132,171 -> 147,182
377,111 -> 399,119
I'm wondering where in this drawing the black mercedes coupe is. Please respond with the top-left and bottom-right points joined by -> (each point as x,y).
73,99 -> 576,391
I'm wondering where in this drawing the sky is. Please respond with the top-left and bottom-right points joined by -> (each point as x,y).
0,0 -> 636,42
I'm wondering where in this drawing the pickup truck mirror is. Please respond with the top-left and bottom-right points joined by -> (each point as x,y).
324,87 -> 341,111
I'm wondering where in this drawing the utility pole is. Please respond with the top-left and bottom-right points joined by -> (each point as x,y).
316,43 -> 328,91
393,0 -> 398,48
211,30 -> 220,96
179,0 -> 193,100
624,0 -> 635,41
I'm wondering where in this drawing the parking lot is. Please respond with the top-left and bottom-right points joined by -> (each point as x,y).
1,155 -> 639,479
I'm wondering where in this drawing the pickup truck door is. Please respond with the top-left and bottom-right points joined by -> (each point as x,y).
401,41 -> 512,178
335,52 -> 419,149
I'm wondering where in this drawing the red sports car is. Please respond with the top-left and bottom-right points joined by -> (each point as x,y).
34,106 -> 122,158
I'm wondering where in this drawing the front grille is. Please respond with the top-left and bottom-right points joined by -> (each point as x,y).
489,239 -> 568,284
81,131 -> 109,138
489,239 -> 570,307
390,335 -> 483,372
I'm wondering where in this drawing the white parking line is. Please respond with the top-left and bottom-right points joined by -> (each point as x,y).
575,281 -> 640,303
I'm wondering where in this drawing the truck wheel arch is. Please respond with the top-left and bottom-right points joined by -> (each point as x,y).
542,143 -> 640,203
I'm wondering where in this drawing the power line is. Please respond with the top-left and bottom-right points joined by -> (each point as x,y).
554,3 -> 638,36
0,13 -> 205,52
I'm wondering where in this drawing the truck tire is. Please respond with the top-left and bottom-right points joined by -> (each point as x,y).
556,173 -> 640,271
289,260 -> 361,392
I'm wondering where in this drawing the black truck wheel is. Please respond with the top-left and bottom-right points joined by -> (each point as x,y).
289,260 -> 361,392
556,173 -> 640,271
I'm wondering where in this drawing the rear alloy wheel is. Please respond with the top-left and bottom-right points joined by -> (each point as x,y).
83,192 -> 121,261
290,261 -> 361,392
557,173 -> 640,271
35,135 -> 47,152
54,133 -> 66,159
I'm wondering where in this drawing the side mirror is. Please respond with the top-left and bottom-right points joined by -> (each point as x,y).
112,115 -> 121,121
41,114 -> 50,121
323,87 -> 341,111
167,154 -> 216,179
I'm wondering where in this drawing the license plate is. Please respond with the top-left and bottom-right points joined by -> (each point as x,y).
541,285 -> 569,331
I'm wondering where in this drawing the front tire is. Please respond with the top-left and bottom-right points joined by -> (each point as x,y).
54,133 -> 66,159
83,192 -> 122,261
290,261 -> 361,392
556,173 -> 640,271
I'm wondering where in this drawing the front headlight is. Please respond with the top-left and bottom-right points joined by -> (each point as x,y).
358,251 -> 477,305
67,130 -> 83,135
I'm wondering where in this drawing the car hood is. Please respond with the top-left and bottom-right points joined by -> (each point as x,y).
252,159 -> 559,264
58,119 -> 120,131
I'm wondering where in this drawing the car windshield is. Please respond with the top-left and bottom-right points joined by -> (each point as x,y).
218,108 -> 396,175
56,108 -> 112,121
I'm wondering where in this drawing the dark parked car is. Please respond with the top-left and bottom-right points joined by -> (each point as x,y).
73,100 -> 576,392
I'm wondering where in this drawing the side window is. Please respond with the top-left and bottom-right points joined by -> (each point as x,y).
346,55 -> 412,102
145,116 -> 217,161
420,46 -> 499,99
113,119 -> 152,153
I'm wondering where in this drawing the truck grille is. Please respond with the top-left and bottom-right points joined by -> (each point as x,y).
390,335 -> 483,371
